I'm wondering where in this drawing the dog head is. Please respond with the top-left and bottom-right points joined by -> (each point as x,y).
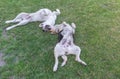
51,22 -> 76,42
39,22 -> 56,34
49,21 -> 76,34
39,23 -> 51,32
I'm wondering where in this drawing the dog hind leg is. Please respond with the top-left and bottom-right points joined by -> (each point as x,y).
5,12 -> 28,24
53,55 -> 59,72
75,54 -> 87,66
6,20 -> 30,30
61,55 -> 67,67
75,48 -> 87,66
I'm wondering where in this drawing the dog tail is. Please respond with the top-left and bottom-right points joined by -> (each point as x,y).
71,23 -> 76,29
53,9 -> 61,15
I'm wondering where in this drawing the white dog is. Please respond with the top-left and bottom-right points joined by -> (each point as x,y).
49,22 -> 87,72
5,8 -> 60,31
39,9 -> 60,32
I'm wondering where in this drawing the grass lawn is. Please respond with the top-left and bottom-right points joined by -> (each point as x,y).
0,0 -> 120,79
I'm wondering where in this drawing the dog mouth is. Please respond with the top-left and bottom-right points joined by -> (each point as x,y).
42,29 -> 47,32
40,25 -> 57,34
49,28 -> 58,34
42,27 -> 51,32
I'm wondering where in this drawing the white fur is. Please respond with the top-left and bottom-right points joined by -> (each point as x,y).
53,22 -> 87,72
39,9 -> 60,30
5,8 -> 60,30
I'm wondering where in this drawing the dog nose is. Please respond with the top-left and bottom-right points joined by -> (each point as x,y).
42,29 -> 48,32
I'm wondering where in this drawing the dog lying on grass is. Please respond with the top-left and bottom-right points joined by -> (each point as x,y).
5,8 -> 60,31
39,9 -> 60,32
44,22 -> 87,71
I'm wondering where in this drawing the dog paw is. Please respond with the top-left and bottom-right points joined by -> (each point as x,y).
75,59 -> 87,66
53,66 -> 58,72
5,21 -> 10,24
6,27 -> 11,31
53,68 -> 57,72
56,9 -> 60,12
80,61 -> 87,66
82,62 -> 87,66
55,9 -> 60,15
61,62 -> 66,67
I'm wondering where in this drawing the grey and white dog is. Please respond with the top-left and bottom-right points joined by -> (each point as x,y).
5,8 -> 60,31
47,22 -> 87,72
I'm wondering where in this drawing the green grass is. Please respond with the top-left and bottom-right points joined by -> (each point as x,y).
0,0 -> 120,79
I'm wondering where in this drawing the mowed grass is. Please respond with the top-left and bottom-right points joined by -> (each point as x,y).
0,0 -> 120,79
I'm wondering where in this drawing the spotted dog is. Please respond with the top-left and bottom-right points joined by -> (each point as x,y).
47,22 -> 87,72
5,8 -> 60,31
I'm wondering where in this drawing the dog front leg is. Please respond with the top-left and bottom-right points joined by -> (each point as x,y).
53,55 -> 59,72
6,20 -> 30,30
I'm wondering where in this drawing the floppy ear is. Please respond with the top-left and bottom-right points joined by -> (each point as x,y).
55,29 -> 59,33
56,26 -> 62,33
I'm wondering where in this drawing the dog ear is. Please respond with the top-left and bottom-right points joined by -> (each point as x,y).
54,26 -> 62,33
55,28 -> 61,33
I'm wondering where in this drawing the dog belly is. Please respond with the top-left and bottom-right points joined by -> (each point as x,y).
17,13 -> 30,20
54,44 -> 78,56
65,45 -> 80,55
31,16 -> 43,21
30,13 -> 48,22
54,44 -> 67,56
